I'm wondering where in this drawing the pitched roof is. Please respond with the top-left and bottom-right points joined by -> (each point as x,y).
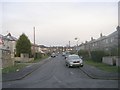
0,34 -> 9,40
39,45 -> 47,48
4,33 -> 17,41
0,34 -> 3,38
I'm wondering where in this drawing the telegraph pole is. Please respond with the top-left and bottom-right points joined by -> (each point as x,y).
69,41 -> 70,47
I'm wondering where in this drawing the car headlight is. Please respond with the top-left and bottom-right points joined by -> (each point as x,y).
69,61 -> 73,64
80,60 -> 83,63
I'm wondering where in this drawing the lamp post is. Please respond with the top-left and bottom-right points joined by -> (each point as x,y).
74,37 -> 79,54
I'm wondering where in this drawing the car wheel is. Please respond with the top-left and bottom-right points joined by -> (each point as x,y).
77,66 -> 80,68
66,64 -> 68,66
68,64 -> 70,68
80,65 -> 83,67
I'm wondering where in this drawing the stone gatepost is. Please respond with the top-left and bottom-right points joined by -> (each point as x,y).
20,53 -> 29,62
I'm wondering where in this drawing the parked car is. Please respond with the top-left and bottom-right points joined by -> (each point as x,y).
65,54 -> 83,68
65,53 -> 70,59
51,53 -> 56,57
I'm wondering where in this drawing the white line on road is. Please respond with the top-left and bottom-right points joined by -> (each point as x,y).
8,83 -> 11,86
53,76 -> 62,83
70,72 -> 74,75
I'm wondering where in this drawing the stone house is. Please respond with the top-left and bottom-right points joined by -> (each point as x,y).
31,44 -> 41,56
0,34 -> 13,68
79,26 -> 118,53
39,45 -> 49,54
4,33 -> 17,58
78,26 -> 119,66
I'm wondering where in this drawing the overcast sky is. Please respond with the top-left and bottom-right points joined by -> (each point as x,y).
0,0 -> 119,46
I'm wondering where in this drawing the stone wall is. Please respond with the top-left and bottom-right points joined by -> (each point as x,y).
14,57 -> 34,63
1,49 -> 13,68
14,54 -> 33,63
102,56 -> 119,66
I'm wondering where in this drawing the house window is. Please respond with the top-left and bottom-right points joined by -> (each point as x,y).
103,39 -> 106,43
95,43 -> 96,46
106,39 -> 108,43
111,37 -> 114,42
105,48 -> 109,51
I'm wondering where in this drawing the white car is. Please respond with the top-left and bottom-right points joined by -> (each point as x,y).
65,54 -> 83,68
51,53 -> 56,57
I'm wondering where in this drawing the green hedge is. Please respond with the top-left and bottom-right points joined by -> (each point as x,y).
110,47 -> 118,56
69,51 -> 76,54
34,53 -> 42,59
78,50 -> 89,60
90,50 -> 109,62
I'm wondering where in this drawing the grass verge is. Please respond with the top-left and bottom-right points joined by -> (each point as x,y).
29,55 -> 49,63
2,63 -> 28,74
2,55 -> 49,74
85,60 -> 120,73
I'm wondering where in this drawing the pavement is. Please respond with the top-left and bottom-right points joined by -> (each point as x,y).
80,64 -> 119,80
2,57 -> 119,82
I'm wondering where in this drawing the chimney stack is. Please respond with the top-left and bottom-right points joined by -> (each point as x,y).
100,33 -> 103,37
117,26 -> 120,31
85,41 -> 88,43
91,37 -> 93,41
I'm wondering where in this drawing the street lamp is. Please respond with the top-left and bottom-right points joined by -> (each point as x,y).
74,37 -> 79,54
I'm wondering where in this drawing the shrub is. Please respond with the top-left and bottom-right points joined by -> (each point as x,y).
90,50 -> 109,62
16,33 -> 31,57
46,52 -> 51,56
78,50 -> 89,60
69,51 -> 76,54
110,47 -> 118,56
34,53 -> 42,60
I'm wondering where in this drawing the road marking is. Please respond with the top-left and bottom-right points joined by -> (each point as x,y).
8,83 -> 11,86
54,76 -> 62,83
70,72 -> 74,75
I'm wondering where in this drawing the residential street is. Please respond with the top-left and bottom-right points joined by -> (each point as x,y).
1,1 -> 119,89
2,54 -> 118,88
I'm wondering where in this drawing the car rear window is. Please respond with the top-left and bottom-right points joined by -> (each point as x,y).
69,55 -> 80,60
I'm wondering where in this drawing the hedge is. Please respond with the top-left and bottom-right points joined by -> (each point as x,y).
78,50 -> 89,60
90,50 -> 109,62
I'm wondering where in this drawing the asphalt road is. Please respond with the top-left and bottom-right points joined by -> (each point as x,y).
2,54 -> 118,88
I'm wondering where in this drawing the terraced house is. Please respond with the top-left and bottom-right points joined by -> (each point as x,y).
79,26 -> 119,55
78,26 -> 119,66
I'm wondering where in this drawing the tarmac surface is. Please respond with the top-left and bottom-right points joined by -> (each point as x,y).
2,56 -> 119,82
